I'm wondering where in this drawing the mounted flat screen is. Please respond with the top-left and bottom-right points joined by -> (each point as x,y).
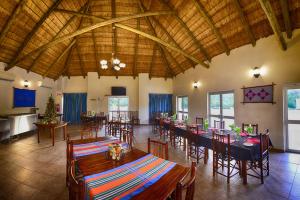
111,87 -> 126,96
13,88 -> 36,107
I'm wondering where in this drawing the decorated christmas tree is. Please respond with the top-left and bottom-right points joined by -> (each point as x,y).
44,95 -> 57,123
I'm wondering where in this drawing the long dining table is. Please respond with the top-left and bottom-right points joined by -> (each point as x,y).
161,119 -> 262,184
69,137 -> 190,200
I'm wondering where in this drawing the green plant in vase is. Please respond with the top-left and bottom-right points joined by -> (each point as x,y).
171,113 -> 177,121
246,124 -> 254,136
229,124 -> 236,131
203,119 -> 209,131
234,126 -> 241,141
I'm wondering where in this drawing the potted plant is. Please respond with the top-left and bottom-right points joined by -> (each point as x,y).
233,126 -> 242,141
246,124 -> 254,136
229,124 -> 236,131
203,119 -> 209,131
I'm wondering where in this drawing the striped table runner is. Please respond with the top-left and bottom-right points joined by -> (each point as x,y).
84,154 -> 176,200
73,139 -> 128,158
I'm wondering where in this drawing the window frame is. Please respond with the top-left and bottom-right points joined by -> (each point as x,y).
177,96 -> 189,120
208,90 -> 235,128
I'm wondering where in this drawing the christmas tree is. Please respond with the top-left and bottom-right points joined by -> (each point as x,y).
44,95 -> 57,123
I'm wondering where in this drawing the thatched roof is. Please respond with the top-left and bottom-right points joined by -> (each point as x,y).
0,0 -> 299,79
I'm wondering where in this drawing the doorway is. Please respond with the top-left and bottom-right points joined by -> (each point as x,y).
284,86 -> 300,152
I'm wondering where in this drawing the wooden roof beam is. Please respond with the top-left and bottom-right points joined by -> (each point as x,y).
11,11 -> 174,68
149,44 -> 157,79
159,0 -> 210,62
27,2 -> 89,74
191,0 -> 230,55
152,17 -> 194,69
258,0 -> 287,50
55,45 -> 74,80
89,14 -> 101,78
5,0 -> 63,71
280,0 -> 292,39
133,18 -> 140,79
0,0 -> 27,46
76,40 -> 86,78
232,0 -> 256,46
112,0 -> 118,79
43,40 -> 76,77
138,0 -> 175,77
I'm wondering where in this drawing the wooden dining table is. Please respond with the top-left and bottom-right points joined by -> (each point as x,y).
74,148 -> 190,200
34,121 -> 68,146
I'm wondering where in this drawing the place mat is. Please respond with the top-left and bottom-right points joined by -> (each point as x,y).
192,130 -> 206,135
245,138 -> 260,144
84,154 -> 176,200
73,139 -> 128,158
223,138 -> 235,144
240,132 -> 248,137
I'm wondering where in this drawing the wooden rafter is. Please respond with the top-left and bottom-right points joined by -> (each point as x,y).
138,0 -> 174,77
280,0 -> 292,39
115,24 -> 209,68
232,0 -> 256,46
191,0 -> 230,55
149,44 -> 157,79
112,0 -> 118,78
27,2 -> 89,73
11,11 -> 174,68
5,0 -> 63,71
159,0 -> 210,62
132,18 -> 140,79
258,0 -> 287,50
76,40 -> 86,78
152,17 -> 194,69
55,44 -> 74,80
0,0 -> 27,46
43,40 -> 76,77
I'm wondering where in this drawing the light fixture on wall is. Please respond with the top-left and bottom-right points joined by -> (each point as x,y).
192,81 -> 201,88
37,81 -> 42,87
23,80 -> 30,88
252,67 -> 261,78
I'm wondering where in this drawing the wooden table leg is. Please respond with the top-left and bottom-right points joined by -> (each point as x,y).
204,147 -> 208,164
63,126 -> 66,140
37,128 -> 40,143
242,160 -> 247,185
52,128 -> 55,146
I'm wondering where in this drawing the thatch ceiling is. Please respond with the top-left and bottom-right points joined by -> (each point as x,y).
0,0 -> 299,79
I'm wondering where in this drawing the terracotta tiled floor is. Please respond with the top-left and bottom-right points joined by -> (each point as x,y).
0,125 -> 300,200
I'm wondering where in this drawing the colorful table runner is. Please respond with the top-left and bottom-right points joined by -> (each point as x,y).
73,139 -> 128,158
84,154 -> 176,200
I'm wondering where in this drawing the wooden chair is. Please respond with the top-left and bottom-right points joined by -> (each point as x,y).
80,121 -> 98,140
214,120 -> 225,129
120,122 -> 134,149
148,138 -> 168,160
159,118 -> 168,139
212,132 -> 240,183
247,129 -> 270,184
195,117 -> 203,125
242,123 -> 258,135
68,160 -> 84,200
174,161 -> 197,200
187,125 -> 208,164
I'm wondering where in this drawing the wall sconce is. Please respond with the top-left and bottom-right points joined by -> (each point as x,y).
252,67 -> 261,78
37,81 -> 42,87
23,80 -> 30,88
192,81 -> 201,88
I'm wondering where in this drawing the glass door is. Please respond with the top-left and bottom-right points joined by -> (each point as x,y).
108,96 -> 129,120
209,91 -> 235,130
285,87 -> 300,152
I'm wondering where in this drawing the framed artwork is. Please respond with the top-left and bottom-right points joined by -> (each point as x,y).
241,83 -> 275,104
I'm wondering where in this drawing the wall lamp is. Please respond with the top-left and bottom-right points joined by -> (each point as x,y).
23,80 -> 30,88
192,81 -> 201,88
252,67 -> 261,78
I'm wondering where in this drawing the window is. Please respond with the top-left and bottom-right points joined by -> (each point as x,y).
208,91 -> 234,129
108,96 -> 129,120
177,96 -> 188,120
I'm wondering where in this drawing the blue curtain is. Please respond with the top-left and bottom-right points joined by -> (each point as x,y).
63,93 -> 87,124
149,94 -> 172,123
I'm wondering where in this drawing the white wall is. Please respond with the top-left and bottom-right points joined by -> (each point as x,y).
139,73 -> 173,124
0,62 -> 55,115
173,29 -> 300,150
87,73 -> 139,113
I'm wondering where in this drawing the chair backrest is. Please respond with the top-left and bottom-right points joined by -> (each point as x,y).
260,129 -> 270,156
212,131 -> 231,156
120,128 -> 133,149
147,138 -> 168,160
69,160 -> 84,200
242,123 -> 258,135
195,117 -> 203,125
175,161 -> 197,200
214,120 -> 225,129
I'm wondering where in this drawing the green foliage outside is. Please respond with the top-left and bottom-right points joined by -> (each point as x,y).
288,90 -> 300,109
